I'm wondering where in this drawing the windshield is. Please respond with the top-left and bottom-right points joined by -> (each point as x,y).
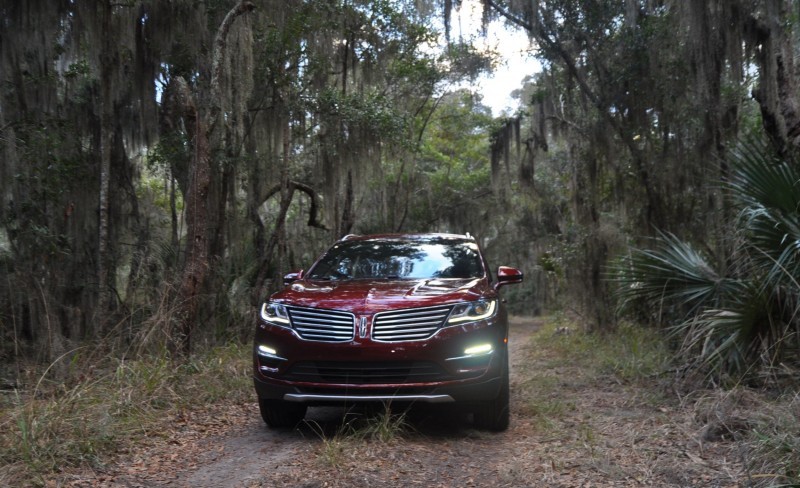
306,238 -> 485,280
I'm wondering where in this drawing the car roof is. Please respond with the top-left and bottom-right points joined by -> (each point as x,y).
339,233 -> 474,242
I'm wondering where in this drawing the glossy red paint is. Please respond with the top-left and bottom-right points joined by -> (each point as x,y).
274,278 -> 488,313
495,265 -> 525,290
253,233 -> 523,430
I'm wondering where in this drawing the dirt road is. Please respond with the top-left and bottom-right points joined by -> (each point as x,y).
71,317 -> 742,487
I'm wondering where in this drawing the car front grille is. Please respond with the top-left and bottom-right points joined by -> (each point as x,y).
287,306 -> 355,342
372,305 -> 454,341
284,361 -> 451,384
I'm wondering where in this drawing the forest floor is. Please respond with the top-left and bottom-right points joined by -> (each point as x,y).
53,317 -> 748,487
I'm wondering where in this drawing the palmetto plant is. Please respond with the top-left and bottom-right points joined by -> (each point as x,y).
615,138 -> 800,380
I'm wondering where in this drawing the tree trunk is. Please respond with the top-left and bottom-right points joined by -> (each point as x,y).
339,170 -> 355,237
250,178 -> 327,304
96,0 -> 113,332
176,139 -> 211,355
749,0 -> 800,155
173,0 -> 255,356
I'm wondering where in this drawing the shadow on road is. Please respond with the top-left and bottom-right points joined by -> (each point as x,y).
279,403 -> 479,440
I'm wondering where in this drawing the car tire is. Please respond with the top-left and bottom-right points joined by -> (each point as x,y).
473,359 -> 510,432
258,398 -> 307,428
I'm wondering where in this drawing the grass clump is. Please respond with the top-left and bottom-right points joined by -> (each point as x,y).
311,405 -> 411,469
689,387 -> 800,487
740,391 -> 800,486
0,342 -> 251,487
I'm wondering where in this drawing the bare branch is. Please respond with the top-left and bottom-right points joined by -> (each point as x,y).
262,181 -> 328,230
482,0 -> 533,31
209,1 -> 256,129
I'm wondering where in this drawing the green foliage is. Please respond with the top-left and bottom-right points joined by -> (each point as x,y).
615,231 -> 741,321
441,41 -> 496,82
730,138 -> 800,286
538,316 -> 671,381
400,90 -> 496,231
136,174 -> 184,214
613,138 -> 800,382
317,88 -> 409,143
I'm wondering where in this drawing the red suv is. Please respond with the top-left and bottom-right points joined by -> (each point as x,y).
253,233 -> 523,430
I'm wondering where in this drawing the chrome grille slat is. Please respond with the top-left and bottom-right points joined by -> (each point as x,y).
294,326 -> 353,332
374,320 -> 442,330
287,306 -> 355,342
293,316 -> 353,324
373,305 -> 453,342
293,322 -> 353,330
379,332 -> 436,341
292,310 -> 351,321
377,310 -> 450,320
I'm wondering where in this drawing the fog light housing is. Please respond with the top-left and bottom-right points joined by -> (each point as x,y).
256,344 -> 286,372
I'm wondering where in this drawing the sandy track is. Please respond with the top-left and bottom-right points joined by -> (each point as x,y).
65,317 -> 742,487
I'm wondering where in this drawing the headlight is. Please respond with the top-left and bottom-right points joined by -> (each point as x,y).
447,299 -> 497,324
260,302 -> 290,325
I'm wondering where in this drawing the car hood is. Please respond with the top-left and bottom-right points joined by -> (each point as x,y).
270,278 -> 491,314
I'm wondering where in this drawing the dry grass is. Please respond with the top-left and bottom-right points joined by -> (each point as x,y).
0,343 -> 251,487
512,315 -> 799,487
310,407 -> 413,469
2,315 -> 798,487
691,388 -> 800,486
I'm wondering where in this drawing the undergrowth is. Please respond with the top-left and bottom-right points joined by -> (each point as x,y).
0,343 -> 251,487
693,388 -> 800,486
518,314 -> 799,487
515,315 -> 672,428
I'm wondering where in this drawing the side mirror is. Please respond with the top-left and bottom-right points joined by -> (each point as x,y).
494,266 -> 523,290
283,270 -> 304,286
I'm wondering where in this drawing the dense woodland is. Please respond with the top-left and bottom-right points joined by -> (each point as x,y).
1,0 -> 799,384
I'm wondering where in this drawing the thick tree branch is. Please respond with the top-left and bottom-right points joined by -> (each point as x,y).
262,180 -> 328,230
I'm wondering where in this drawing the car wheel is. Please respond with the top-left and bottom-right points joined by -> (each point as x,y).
258,398 -> 307,428
473,360 -> 510,432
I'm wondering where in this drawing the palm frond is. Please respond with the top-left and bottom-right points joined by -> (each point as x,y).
613,231 -> 741,322
730,137 -> 800,287
728,137 -> 800,213
670,285 -> 767,377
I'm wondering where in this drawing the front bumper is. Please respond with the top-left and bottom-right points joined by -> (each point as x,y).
252,313 -> 508,405
253,370 -> 504,405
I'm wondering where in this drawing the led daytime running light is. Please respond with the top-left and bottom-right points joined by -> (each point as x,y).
464,343 -> 493,355
257,344 -> 278,356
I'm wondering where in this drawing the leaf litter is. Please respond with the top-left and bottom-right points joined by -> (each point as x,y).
55,317 -> 745,487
